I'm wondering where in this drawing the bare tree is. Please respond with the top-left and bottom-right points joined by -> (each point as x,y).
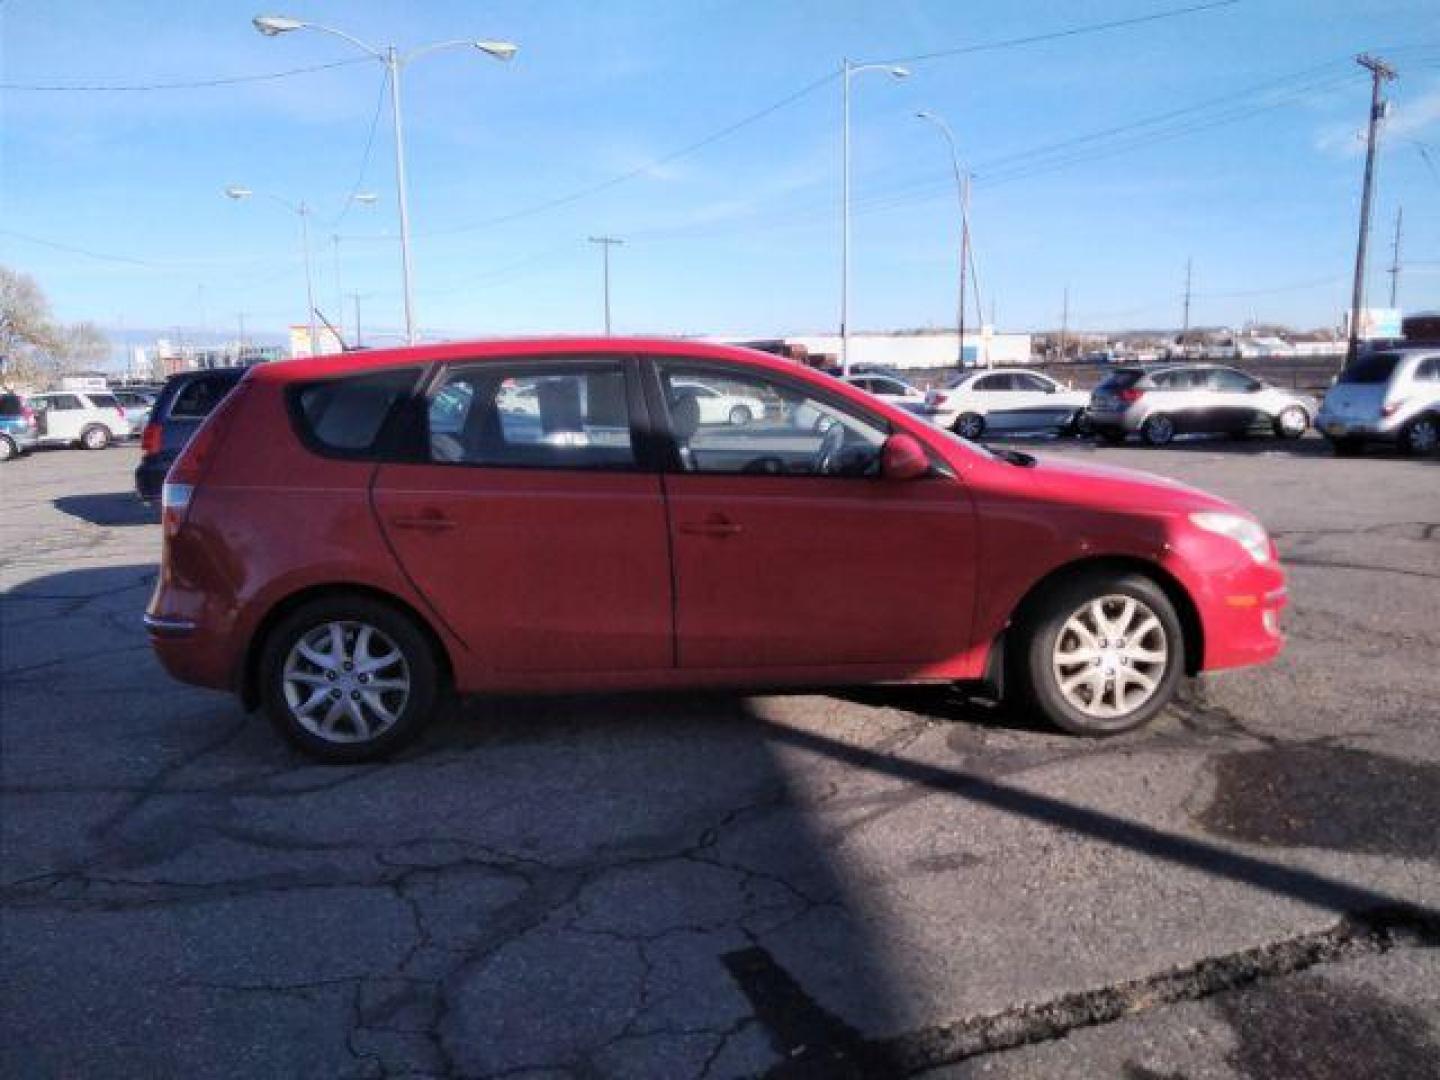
0,266 -> 58,384
1,267 -> 110,386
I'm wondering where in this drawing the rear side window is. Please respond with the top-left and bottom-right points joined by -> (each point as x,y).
1339,353 -> 1400,385
1416,358 -> 1440,382
170,375 -> 238,419
294,368 -> 420,455
87,393 -> 119,409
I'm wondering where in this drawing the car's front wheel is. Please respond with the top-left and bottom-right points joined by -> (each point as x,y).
0,435 -> 16,462
1016,572 -> 1184,736
259,596 -> 440,762
1272,406 -> 1308,440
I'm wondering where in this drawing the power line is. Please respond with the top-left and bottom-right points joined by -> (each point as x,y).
0,57 -> 369,92
418,2 -> 1245,239
874,0 -> 1242,65
328,68 -> 391,230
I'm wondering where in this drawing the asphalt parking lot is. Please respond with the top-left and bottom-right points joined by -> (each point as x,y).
2,439 -> 1438,1078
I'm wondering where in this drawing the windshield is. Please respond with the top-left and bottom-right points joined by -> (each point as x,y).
1338,353 -> 1400,385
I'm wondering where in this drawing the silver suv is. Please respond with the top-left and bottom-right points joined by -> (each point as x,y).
1086,364 -> 1316,447
1317,348 -> 1440,456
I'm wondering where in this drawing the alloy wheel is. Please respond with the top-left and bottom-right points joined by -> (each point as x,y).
1051,594 -> 1168,722
282,620 -> 411,744
957,413 -> 984,440
1407,417 -> 1438,455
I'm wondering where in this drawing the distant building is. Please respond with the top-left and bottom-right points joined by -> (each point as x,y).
132,339 -> 285,380
742,329 -> 1032,371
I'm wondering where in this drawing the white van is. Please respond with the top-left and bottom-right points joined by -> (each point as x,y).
29,390 -> 134,450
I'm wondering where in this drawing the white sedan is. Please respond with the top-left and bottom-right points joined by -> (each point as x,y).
923,369 -> 1089,439
672,379 -> 768,425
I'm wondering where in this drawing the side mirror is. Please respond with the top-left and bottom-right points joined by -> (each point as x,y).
881,433 -> 930,480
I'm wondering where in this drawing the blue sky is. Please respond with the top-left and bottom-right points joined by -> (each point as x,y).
2,0 -> 1439,350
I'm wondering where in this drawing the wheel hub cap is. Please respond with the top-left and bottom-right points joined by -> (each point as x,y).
282,620 -> 410,744
1052,594 -> 1168,722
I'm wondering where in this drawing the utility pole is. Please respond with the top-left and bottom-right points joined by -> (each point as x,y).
1059,285 -> 1070,361
236,312 -> 247,365
588,236 -> 623,335
1182,258 -> 1193,336
1346,53 -> 1397,368
1387,205 -> 1403,308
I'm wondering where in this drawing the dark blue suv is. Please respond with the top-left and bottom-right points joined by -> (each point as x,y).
135,368 -> 246,502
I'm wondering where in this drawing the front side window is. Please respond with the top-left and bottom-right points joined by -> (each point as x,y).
428,362 -> 635,470
1413,357 -> 1440,383
973,374 -> 1013,392
1209,368 -> 1258,393
659,363 -> 886,477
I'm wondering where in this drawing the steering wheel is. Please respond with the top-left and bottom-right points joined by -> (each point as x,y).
814,420 -> 847,475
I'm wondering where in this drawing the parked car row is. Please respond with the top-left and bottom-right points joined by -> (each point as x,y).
0,387 -> 157,460
834,349 -> 1440,457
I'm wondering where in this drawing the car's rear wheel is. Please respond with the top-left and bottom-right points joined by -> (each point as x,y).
0,435 -> 16,462
260,596 -> 439,762
81,424 -> 110,450
1141,414 -> 1175,446
1272,406 -> 1308,440
954,412 -> 985,440
728,404 -> 752,426
1400,414 -> 1439,456
1016,572 -> 1183,736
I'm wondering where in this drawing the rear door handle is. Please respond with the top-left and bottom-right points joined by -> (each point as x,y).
678,515 -> 742,538
390,513 -> 456,532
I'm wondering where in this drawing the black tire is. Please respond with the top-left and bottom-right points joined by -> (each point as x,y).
0,435 -> 16,462
1013,571 -> 1184,737
1140,414 -> 1176,447
728,404 -> 752,426
953,412 -> 985,441
259,595 -> 441,763
1399,413 -> 1440,457
1328,436 -> 1364,457
1272,406 -> 1308,440
80,424 -> 111,450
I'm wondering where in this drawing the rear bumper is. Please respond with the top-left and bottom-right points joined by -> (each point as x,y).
2,429 -> 39,451
1316,415 -> 1401,442
135,457 -> 171,503
146,610 -> 236,690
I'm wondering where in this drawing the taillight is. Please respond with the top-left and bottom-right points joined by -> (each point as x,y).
1118,388 -> 1146,404
21,406 -> 35,429
141,421 -> 162,456
163,383 -> 246,535
1381,399 -> 1406,418
116,405 -> 127,421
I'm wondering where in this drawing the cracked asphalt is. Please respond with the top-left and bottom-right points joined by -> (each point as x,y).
2,438 -> 1438,1079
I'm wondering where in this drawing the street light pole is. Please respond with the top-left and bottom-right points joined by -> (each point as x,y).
915,110 -> 975,368
840,58 -> 909,376
588,236 -> 623,334
254,16 -> 518,346
224,186 -> 319,354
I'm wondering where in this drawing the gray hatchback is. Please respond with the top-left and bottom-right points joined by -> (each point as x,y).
1087,363 -> 1316,446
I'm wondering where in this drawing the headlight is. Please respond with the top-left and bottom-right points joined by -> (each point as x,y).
1189,511 -> 1272,564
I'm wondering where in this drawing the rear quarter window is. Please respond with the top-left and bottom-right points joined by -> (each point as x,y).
292,368 -> 420,456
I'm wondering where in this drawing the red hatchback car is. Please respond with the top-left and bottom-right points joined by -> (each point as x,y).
146,338 -> 1286,761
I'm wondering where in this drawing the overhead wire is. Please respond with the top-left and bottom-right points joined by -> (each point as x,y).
0,57 -> 370,91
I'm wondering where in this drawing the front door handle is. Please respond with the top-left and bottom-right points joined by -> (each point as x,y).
678,514 -> 742,538
389,512 -> 456,532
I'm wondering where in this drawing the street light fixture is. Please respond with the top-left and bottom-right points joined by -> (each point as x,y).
840,59 -> 909,376
225,186 -> 323,356
915,110 -> 980,369
253,14 -> 518,345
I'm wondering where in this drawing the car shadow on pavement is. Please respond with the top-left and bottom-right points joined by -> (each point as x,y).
52,492 -> 159,527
